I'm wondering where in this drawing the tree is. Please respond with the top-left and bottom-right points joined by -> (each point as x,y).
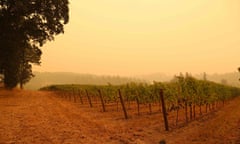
19,62 -> 33,89
238,67 -> 240,81
0,0 -> 69,89
19,44 -> 42,89
221,79 -> 228,85
203,72 -> 207,81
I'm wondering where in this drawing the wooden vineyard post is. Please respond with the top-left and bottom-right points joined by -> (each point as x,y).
67,91 -> 69,100
72,89 -> 76,103
199,103 -> 202,116
176,86 -> 180,126
64,91 -> 67,100
158,92 -> 162,112
69,91 -> 71,101
185,99 -> 188,123
66,92 -> 68,100
212,102 -> 215,110
193,104 -> 196,119
176,106 -> 179,126
159,89 -> 169,131
205,103 -> 208,113
136,97 -> 140,115
85,89 -> 93,108
68,91 -> 71,101
63,92 -> 66,99
116,91 -> 119,111
118,89 -> 128,119
60,91 -> 63,98
190,103 -> 193,120
62,92 -> 64,98
116,100 -> 119,111
149,94 -> 153,114
78,90 -> 83,104
66,91 -> 69,100
149,103 -> 152,114
98,89 -> 106,112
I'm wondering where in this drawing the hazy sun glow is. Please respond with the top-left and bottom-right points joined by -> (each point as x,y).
33,0 -> 240,76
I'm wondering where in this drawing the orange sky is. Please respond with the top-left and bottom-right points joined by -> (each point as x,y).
33,0 -> 240,76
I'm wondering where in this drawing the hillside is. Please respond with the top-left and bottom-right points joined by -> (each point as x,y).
140,72 -> 240,87
24,72 -> 240,90
194,72 -> 240,87
25,72 -> 144,90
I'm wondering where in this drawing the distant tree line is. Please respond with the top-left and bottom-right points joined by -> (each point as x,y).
0,0 -> 69,89
24,72 -> 145,90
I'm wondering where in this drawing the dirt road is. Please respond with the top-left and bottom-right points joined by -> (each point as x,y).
0,90 -> 240,144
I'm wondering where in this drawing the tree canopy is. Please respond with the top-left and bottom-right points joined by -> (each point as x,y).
0,0 -> 69,89
238,67 -> 240,81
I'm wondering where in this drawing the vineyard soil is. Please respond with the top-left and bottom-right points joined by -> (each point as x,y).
0,90 -> 240,144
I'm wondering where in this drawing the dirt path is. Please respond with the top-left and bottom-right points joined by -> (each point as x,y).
0,90 -> 118,144
0,90 -> 240,144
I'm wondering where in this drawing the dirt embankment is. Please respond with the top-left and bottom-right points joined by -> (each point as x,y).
0,90 -> 240,144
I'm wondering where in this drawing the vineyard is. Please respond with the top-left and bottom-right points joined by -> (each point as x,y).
40,74 -> 240,130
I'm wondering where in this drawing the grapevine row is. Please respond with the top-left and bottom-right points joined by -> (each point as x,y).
40,74 -> 240,129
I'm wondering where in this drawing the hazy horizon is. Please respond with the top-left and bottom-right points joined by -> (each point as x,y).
26,71 -> 240,90
33,0 -> 240,77
33,70 -> 238,77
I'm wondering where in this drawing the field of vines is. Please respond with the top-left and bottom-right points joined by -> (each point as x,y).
40,74 -> 240,130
